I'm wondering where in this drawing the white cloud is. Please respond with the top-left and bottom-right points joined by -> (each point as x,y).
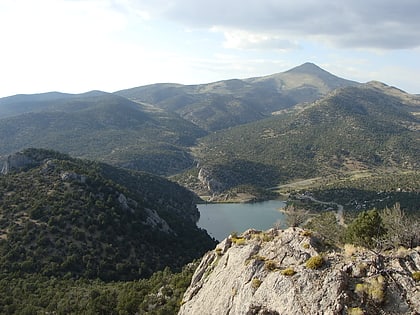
214,28 -> 300,51
129,0 -> 420,50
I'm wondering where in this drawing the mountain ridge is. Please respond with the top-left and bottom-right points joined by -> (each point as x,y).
115,62 -> 360,131
183,83 -> 419,198
0,148 -> 216,281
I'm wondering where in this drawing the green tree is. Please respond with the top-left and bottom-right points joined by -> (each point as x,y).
345,209 -> 385,249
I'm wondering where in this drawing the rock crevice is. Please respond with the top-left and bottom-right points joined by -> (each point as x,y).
179,228 -> 420,315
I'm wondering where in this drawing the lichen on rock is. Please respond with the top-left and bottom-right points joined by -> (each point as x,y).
178,227 -> 420,315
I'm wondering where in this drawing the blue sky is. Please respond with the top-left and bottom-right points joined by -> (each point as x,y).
1,0 -> 419,98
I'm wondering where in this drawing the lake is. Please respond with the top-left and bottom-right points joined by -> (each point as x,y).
197,200 -> 286,241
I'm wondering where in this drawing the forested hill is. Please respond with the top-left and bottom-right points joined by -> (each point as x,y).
187,84 -> 419,194
116,62 -> 359,131
0,148 -> 216,281
0,92 -> 206,175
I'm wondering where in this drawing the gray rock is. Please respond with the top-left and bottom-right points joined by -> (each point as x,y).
179,228 -> 420,315
1,152 -> 35,174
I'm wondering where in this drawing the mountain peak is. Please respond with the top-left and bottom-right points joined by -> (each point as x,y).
286,62 -> 330,75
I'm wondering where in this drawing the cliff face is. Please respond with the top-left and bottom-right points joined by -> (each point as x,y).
179,228 -> 420,315
1,152 -> 36,174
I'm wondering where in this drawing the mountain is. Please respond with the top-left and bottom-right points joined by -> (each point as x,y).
179,227 -> 420,314
0,92 -> 206,175
0,149 -> 216,281
183,83 -> 419,195
0,90 -> 108,118
116,62 -> 359,131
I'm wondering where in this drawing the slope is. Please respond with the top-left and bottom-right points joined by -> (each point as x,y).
185,84 -> 419,194
0,92 -> 207,175
115,62 -> 359,131
0,149 -> 216,281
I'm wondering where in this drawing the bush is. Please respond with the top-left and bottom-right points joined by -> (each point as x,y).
354,275 -> 386,304
348,307 -> 364,315
305,255 -> 324,269
251,278 -> 262,289
412,271 -> 420,281
281,267 -> 296,276
345,209 -> 385,249
264,260 -> 277,271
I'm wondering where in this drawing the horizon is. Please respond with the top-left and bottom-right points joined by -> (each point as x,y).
0,61 -> 416,99
1,1 -> 420,98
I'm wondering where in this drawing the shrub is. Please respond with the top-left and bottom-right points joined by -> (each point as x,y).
412,271 -> 420,281
305,255 -> 324,269
301,230 -> 312,237
355,275 -> 386,304
281,267 -> 296,276
345,209 -> 385,249
251,278 -> 262,289
348,307 -> 364,315
344,243 -> 358,257
264,260 -> 277,271
232,237 -> 246,245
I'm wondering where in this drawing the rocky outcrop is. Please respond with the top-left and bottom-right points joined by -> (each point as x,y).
198,167 -> 225,194
1,152 -> 36,174
179,228 -> 420,315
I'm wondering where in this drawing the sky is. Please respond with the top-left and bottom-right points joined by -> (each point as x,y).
1,0 -> 420,98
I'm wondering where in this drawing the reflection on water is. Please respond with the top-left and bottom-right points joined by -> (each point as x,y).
197,200 -> 286,241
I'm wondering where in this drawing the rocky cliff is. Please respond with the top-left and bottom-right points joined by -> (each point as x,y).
179,228 -> 420,315
1,151 -> 36,174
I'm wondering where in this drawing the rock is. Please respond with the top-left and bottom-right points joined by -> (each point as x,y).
179,228 -> 420,315
198,168 -> 225,193
144,208 -> 174,234
60,171 -> 86,183
1,152 -> 36,174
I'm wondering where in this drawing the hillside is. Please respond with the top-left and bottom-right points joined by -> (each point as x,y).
179,227 -> 420,315
181,84 -> 419,198
0,149 -> 216,281
116,62 -> 359,131
0,93 -> 206,175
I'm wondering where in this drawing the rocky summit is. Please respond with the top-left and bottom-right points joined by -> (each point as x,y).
178,228 -> 420,315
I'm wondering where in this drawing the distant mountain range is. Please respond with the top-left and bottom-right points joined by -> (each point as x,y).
0,63 -> 419,197
188,83 -> 419,193
115,62 -> 359,131
0,92 -> 206,175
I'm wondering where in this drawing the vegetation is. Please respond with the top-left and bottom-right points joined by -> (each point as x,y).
115,62 -> 355,132
0,94 -> 206,176
178,85 -> 419,199
355,275 -> 386,304
281,267 -> 296,276
0,263 -> 197,314
0,149 -> 216,281
305,255 -> 324,270
251,278 -> 262,289
309,171 -> 419,212
264,260 -> 278,271
344,209 -> 386,249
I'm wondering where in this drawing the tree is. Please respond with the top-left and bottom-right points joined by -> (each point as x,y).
380,203 -> 420,249
284,204 -> 310,227
345,209 -> 385,249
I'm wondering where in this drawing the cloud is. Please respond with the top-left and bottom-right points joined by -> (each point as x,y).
215,28 -> 300,51
128,0 -> 420,50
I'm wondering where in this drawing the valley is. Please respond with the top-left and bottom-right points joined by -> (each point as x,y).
0,63 -> 419,314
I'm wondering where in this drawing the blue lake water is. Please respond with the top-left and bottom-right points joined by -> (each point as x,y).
197,200 -> 286,241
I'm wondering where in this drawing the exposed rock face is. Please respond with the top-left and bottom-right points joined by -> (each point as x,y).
179,228 -> 420,315
1,152 -> 36,174
198,167 -> 225,194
